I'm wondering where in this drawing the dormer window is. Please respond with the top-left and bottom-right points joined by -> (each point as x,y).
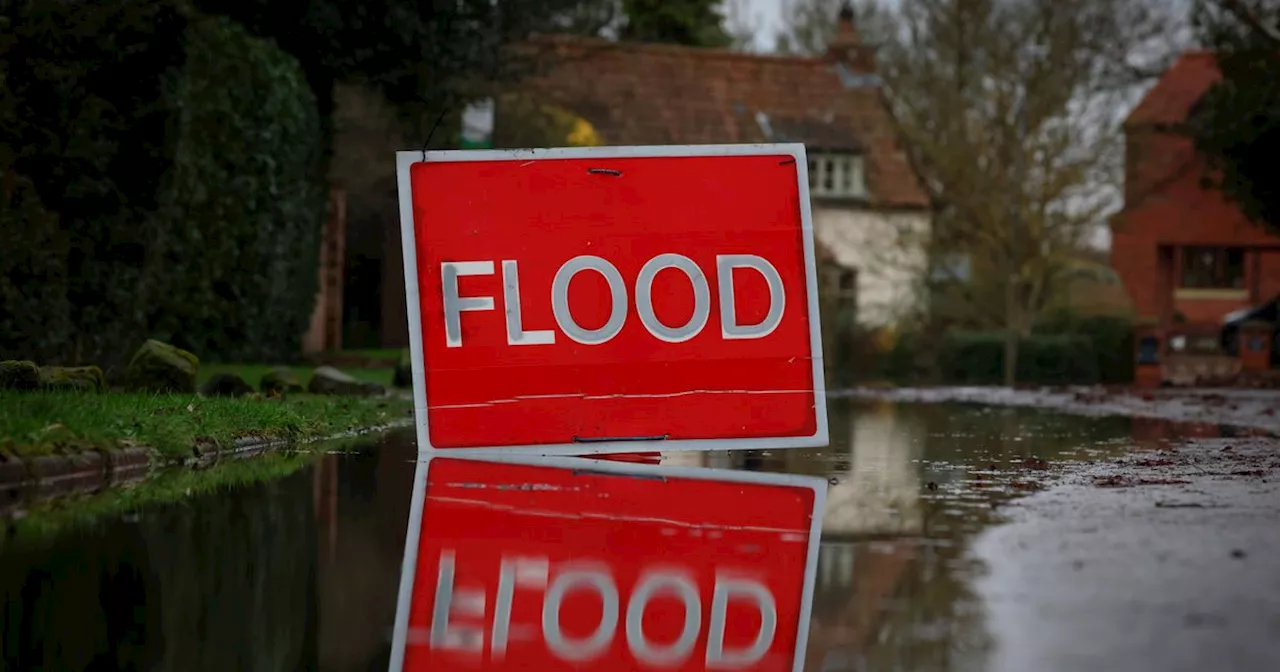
807,151 -> 867,199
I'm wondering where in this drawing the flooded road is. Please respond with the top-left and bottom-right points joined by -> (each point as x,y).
0,400 -> 1208,671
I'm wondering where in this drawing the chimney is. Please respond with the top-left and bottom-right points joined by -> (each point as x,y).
831,2 -> 859,49
826,1 -> 876,72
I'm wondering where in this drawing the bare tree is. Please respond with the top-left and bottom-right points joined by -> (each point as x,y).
723,0 -> 764,51
778,0 -> 1184,384
1211,0 -> 1280,45
775,0 -> 844,54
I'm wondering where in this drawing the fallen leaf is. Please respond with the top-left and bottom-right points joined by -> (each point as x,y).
1021,457 -> 1050,470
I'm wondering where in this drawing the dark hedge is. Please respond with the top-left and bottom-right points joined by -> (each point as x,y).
939,332 -> 1101,386
148,14 -> 325,362
1035,314 -> 1135,385
0,0 -> 187,368
0,3 -> 325,368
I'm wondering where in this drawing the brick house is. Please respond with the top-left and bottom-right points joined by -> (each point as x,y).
1110,51 -> 1280,381
376,9 -> 931,351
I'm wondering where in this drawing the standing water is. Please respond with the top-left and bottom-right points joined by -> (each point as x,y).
0,400 -> 1141,671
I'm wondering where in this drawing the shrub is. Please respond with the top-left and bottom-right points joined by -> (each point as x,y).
0,0 -> 188,367
939,331 -> 1100,386
879,329 -> 921,383
0,4 -> 325,366
0,171 -> 73,364
1036,313 -> 1135,385
147,14 -> 326,362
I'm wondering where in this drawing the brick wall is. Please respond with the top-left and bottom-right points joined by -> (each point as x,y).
1260,250 -> 1280,300
303,189 -> 347,353
1176,296 -> 1250,324
1112,127 -> 1280,323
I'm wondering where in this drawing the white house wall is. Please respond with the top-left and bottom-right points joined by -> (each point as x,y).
813,206 -> 930,328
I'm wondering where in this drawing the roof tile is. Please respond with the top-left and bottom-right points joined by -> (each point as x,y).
1126,51 -> 1221,127
512,36 -> 930,209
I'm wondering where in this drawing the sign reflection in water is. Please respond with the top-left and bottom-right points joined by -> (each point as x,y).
388,455 -> 827,671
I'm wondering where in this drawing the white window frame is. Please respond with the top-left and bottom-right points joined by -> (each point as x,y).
807,151 -> 868,199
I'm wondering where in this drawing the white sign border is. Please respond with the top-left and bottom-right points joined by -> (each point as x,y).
395,143 -> 829,457
387,452 -> 829,672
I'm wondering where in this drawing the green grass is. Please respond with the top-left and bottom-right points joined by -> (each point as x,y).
198,363 -> 396,389
0,390 -> 412,460
0,450 -> 320,551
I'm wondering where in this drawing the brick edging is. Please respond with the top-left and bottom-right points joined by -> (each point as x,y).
0,420 -> 413,517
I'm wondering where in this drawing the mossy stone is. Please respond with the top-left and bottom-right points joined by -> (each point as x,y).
124,339 -> 199,393
308,365 -> 385,397
38,365 -> 106,392
199,373 -> 254,398
260,367 -> 304,395
392,349 -> 413,388
0,360 -> 40,390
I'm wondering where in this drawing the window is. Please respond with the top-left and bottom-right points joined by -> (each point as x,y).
1137,336 -> 1160,364
807,152 -> 867,199
1180,247 -> 1245,289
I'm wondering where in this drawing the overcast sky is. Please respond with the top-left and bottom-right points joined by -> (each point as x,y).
737,0 -> 904,51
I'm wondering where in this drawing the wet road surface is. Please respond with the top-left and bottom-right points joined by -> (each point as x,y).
973,436 -> 1280,672
0,400 -> 1274,671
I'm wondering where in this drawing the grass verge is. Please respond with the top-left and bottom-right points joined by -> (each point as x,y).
0,390 -> 412,460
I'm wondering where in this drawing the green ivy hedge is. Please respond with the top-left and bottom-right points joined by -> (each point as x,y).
938,331 -> 1101,386
0,3 -> 325,368
148,14 -> 326,362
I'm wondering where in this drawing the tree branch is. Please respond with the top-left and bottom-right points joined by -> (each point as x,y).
1219,0 -> 1280,46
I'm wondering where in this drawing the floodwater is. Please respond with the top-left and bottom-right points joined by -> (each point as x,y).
0,400 -> 1149,671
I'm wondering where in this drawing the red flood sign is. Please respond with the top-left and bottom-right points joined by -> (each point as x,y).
388,455 -> 827,672
395,144 -> 827,454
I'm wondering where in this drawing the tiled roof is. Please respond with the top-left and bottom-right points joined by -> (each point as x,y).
511,36 -> 930,209
1125,51 -> 1221,127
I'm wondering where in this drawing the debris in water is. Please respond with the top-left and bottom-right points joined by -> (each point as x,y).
1092,475 -> 1192,488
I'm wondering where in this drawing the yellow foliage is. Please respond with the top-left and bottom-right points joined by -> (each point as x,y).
566,117 -> 601,147
874,326 -> 898,353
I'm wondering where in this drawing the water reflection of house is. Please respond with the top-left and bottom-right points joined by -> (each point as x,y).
800,403 -> 925,669
822,402 -> 924,538
1130,416 -> 1219,446
684,403 -> 927,670
1113,51 -> 1280,386
804,540 -> 918,672
736,401 -> 924,538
